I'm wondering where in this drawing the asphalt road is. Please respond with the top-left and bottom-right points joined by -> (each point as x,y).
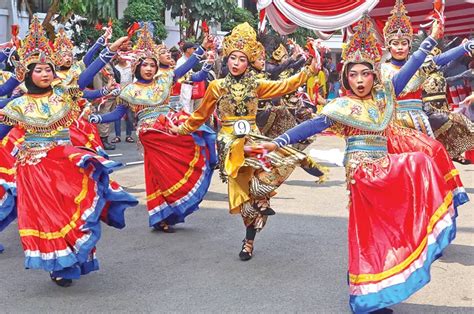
0,135 -> 472,313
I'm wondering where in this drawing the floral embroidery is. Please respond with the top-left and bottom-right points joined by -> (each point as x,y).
41,103 -> 50,114
350,104 -> 362,115
368,108 -> 378,121
24,102 -> 35,114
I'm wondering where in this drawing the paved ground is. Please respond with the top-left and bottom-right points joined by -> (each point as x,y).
0,135 -> 472,313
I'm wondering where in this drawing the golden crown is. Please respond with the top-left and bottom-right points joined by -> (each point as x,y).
132,23 -> 163,65
254,42 -> 265,60
383,0 -> 413,46
53,28 -> 74,58
342,14 -> 382,67
272,43 -> 288,62
14,15 -> 61,80
19,16 -> 57,65
223,22 -> 260,63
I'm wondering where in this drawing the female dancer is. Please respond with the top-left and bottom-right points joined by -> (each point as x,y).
88,24 -> 216,233
0,15 -> 138,287
381,0 -> 473,137
380,0 -> 471,207
263,15 -> 463,313
172,22 -> 321,261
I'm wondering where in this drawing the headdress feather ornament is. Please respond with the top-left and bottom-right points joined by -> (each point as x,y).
223,22 -> 260,63
14,15 -> 61,81
383,0 -> 413,46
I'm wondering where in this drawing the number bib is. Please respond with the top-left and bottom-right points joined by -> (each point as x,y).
233,120 -> 251,137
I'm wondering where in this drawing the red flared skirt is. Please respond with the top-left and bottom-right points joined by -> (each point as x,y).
386,125 -> 468,206
16,145 -> 137,276
69,119 -> 106,157
0,127 -> 24,231
138,111 -> 216,227
348,152 -> 455,313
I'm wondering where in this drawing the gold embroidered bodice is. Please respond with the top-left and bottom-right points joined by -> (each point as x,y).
179,67 -> 313,135
217,74 -> 259,118
381,62 -> 425,98
56,61 -> 86,85
321,82 -> 396,178
0,84 -> 82,137
422,71 -> 449,111
118,70 -> 174,117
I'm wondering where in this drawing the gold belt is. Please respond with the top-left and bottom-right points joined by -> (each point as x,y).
422,95 -> 446,102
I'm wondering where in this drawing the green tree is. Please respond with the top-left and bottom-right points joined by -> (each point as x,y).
164,0 -> 237,39
123,0 -> 167,41
18,0 -> 116,38
221,7 -> 257,32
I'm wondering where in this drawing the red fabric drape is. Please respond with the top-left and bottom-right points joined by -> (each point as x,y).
286,0 -> 367,15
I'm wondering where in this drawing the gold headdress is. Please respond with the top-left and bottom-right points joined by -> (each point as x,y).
383,0 -> 413,46
53,28 -> 74,59
272,43 -> 288,62
254,42 -> 265,61
132,23 -> 164,68
342,14 -> 382,68
14,15 -> 61,81
223,22 -> 260,63
341,14 -> 383,90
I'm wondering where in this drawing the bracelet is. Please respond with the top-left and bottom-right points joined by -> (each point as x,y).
97,36 -> 107,46
419,36 -> 437,54
100,86 -> 109,96
89,114 -> 102,124
464,40 -> 474,56
99,47 -> 116,63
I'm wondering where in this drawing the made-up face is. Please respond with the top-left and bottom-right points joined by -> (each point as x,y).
62,53 -> 73,68
227,51 -> 248,76
389,39 -> 410,61
31,63 -> 54,89
158,48 -> 172,66
253,54 -> 266,71
140,58 -> 158,80
347,63 -> 374,98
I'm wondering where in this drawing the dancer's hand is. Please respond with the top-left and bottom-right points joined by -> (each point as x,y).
80,105 -> 91,122
310,55 -> 321,73
460,93 -> 474,106
167,118 -> 180,134
109,36 -> 129,52
103,26 -> 113,41
260,142 -> 278,152
430,19 -> 444,40
202,34 -> 215,50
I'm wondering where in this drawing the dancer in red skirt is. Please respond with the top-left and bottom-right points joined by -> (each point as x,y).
263,15 -> 467,313
380,0 -> 471,207
88,24 -> 217,233
0,15 -> 138,287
